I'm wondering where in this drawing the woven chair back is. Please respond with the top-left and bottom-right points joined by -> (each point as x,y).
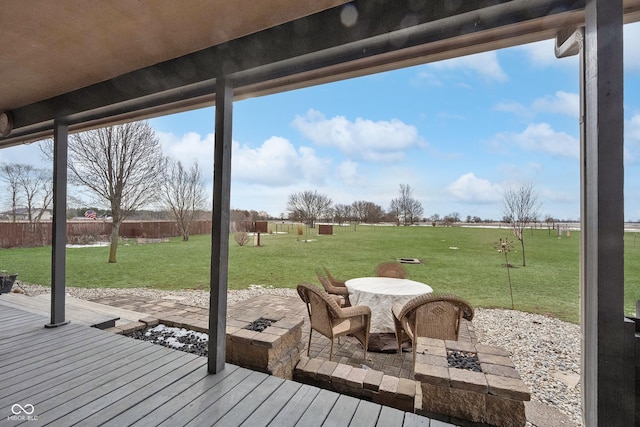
376,262 -> 407,279
411,300 -> 461,341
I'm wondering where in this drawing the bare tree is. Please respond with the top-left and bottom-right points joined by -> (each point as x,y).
406,198 -> 424,224
0,163 -> 52,222
502,183 -> 541,267
389,198 -> 402,225
333,203 -> 351,225
163,160 -> 207,241
286,190 -> 332,228
68,121 -> 165,263
443,212 -> 461,226
390,184 -> 423,225
0,163 -> 24,221
350,200 -> 384,225
19,165 -> 52,222
351,200 -> 367,226
358,201 -> 384,224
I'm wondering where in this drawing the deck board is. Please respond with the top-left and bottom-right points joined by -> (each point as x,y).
0,301 -> 447,426
80,356 -> 207,426
322,394 -> 361,426
376,405 -> 407,427
296,388 -> 341,426
0,323 -> 89,351
0,340 -> 148,403
1,328 -> 109,372
0,331 -> 135,391
214,374 -> 286,426
50,352 -> 195,426
184,370 -> 271,426
351,400 -> 383,426
156,368 -> 256,426
268,384 -> 322,427
38,346 -> 177,412
240,380 -> 303,426
403,412 -> 433,426
0,292 -> 148,328
101,364 -> 226,426
128,365 -> 247,426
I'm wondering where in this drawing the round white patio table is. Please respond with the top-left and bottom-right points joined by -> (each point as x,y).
345,277 -> 433,334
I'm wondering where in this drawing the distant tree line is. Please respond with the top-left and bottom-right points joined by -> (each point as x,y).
286,184 -> 427,228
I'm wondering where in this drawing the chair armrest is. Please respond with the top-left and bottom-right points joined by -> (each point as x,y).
391,302 -> 404,320
331,287 -> 350,296
338,304 -> 371,319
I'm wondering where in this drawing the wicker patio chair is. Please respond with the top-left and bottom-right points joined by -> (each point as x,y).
323,266 -> 346,288
297,282 -> 370,361
392,293 -> 474,367
375,261 -> 407,279
316,268 -> 351,307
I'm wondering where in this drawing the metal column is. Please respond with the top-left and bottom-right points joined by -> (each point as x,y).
46,120 -> 69,328
208,78 -> 233,373
581,0 -> 625,424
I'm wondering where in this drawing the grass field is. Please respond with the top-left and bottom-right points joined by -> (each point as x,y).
2,224 -> 640,323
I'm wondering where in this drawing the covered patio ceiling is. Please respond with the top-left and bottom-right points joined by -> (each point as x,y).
1,0 -> 639,147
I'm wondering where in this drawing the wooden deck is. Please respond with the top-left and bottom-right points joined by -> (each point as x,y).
0,303 -> 449,426
0,292 -> 149,328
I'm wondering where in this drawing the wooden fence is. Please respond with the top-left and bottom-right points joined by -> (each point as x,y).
0,220 -> 212,248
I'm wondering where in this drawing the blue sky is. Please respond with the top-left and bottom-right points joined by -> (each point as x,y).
2,22 -> 640,221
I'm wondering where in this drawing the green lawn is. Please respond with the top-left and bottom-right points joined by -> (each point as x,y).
2,224 -> 639,324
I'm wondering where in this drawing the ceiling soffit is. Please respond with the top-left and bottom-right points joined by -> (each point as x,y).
2,0 -> 639,147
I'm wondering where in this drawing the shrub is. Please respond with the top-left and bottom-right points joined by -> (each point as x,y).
235,232 -> 249,246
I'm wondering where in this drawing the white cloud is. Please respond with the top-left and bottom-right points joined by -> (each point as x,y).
495,91 -> 578,120
532,91 -> 579,118
628,114 -> 640,142
494,101 -> 533,119
625,22 -> 640,72
336,160 -> 361,185
429,51 -> 508,82
232,136 -> 328,186
492,123 -> 579,158
625,114 -> 640,164
157,131 -> 330,188
412,71 -> 443,86
157,131 -> 214,169
0,141 -> 49,168
540,187 -> 576,204
515,39 -> 578,69
447,173 -> 503,203
291,109 -> 423,162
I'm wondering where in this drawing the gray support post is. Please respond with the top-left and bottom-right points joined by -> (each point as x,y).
581,0 -> 625,424
208,78 -> 233,373
46,120 -> 69,328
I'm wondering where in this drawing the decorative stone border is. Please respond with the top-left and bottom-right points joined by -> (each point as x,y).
414,337 -> 530,426
294,356 -> 418,413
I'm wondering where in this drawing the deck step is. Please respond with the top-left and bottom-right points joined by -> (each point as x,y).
0,292 -> 148,329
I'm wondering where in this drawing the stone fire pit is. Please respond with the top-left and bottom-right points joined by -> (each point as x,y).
226,312 -> 304,380
414,337 -> 530,426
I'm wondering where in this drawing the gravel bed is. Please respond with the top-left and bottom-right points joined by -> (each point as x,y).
13,282 -> 582,425
128,324 -> 209,356
474,308 -> 582,426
